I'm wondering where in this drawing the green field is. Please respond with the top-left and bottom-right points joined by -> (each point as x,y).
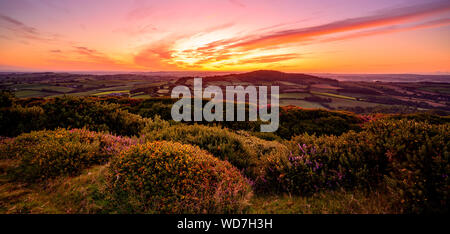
93,90 -> 130,96
326,98 -> 383,109
14,90 -> 54,98
418,86 -> 450,94
279,99 -> 325,109
131,94 -> 152,99
311,91 -> 357,100
278,92 -> 312,99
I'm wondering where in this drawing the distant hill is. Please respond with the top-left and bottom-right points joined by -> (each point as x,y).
314,73 -> 450,83
176,70 -> 338,86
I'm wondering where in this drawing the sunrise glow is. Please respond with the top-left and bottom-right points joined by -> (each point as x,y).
0,0 -> 449,73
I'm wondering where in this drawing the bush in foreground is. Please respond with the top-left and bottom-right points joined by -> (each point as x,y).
107,141 -> 252,213
143,124 -> 289,180
257,130 -> 385,194
364,119 -> 450,213
1,128 -> 136,182
259,119 -> 449,213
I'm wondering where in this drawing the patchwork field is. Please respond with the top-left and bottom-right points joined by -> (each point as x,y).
1,70 -> 449,114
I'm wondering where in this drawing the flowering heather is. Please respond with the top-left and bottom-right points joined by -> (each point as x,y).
1,128 -> 137,182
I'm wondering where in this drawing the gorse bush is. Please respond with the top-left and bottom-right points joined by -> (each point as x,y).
0,96 -> 147,137
260,119 -> 449,213
364,119 -> 450,213
107,141 -> 252,213
1,128 -> 136,182
257,131 -> 385,194
143,124 -> 289,179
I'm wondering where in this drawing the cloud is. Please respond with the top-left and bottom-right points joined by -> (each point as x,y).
321,17 -> 450,43
227,0 -> 450,50
39,0 -> 70,13
72,46 -> 118,64
0,14 -> 39,35
238,54 -> 300,64
229,0 -> 246,8
126,0 -> 153,21
113,23 -> 157,36
132,1 -> 450,70
134,42 -> 179,70
0,14 -> 58,42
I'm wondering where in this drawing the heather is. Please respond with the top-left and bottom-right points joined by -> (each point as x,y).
0,94 -> 448,214
1,128 -> 137,182
259,119 -> 449,213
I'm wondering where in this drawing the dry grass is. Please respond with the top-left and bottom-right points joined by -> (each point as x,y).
1,159 -> 400,214
0,160 -> 109,214
249,189 -> 400,214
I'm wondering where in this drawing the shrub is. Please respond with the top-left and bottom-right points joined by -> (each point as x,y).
2,128 -> 136,182
364,119 -> 450,213
107,141 -> 252,213
256,131 -> 385,194
258,118 -> 449,213
41,97 -> 146,136
0,105 -> 45,137
143,124 -> 289,179
0,90 -> 14,108
277,107 -> 363,139
0,96 -> 147,137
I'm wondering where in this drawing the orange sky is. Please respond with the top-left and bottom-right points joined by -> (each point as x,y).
0,0 -> 449,73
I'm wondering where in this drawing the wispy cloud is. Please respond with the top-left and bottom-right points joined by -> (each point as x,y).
130,0 -> 450,70
227,0 -> 450,50
321,17 -> 450,43
229,0 -> 246,8
0,14 -> 59,42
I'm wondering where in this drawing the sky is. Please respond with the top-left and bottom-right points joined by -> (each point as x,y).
0,0 -> 449,73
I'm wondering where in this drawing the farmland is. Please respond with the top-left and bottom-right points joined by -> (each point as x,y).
1,70 -> 449,114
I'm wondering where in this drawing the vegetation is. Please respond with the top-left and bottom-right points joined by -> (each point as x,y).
107,141 -> 251,213
0,93 -> 448,214
0,96 -> 146,137
258,119 -> 449,213
1,128 -> 136,182
143,124 -> 289,179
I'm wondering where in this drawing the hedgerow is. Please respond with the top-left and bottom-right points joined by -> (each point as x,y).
107,141 -> 252,213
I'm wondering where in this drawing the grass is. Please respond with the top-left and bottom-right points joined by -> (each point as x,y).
0,158 -> 399,214
279,92 -> 312,99
249,190 -> 399,214
14,90 -> 53,98
0,160 -> 110,214
279,99 -> 325,109
418,86 -> 450,94
94,90 -> 130,96
131,94 -> 152,99
30,85 -> 74,93
326,98 -> 383,109
311,91 -> 357,100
